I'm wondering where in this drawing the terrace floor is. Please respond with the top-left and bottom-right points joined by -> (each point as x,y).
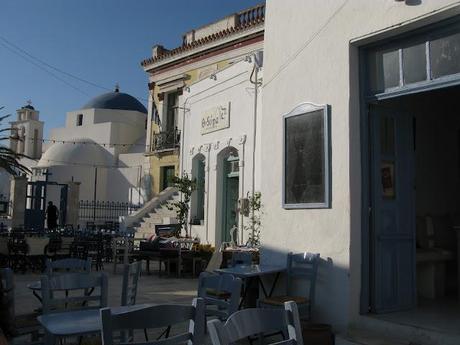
10,262 -> 213,344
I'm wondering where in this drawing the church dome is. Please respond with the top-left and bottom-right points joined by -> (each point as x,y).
37,138 -> 114,168
82,90 -> 147,113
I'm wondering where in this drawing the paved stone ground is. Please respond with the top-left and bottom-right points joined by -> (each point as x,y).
13,262 -> 198,315
11,262 -> 275,344
11,261 -> 219,344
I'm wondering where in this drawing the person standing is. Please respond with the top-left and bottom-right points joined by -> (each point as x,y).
46,201 -> 59,230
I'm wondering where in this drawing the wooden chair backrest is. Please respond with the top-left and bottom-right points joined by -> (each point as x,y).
40,272 -> 108,314
45,257 -> 91,275
286,252 -> 320,304
0,268 -> 15,333
0,238 -> 9,255
121,261 -> 141,306
208,301 -> 303,345
197,272 -> 242,317
100,297 -> 205,345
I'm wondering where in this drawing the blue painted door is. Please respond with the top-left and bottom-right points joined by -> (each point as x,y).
370,105 -> 416,313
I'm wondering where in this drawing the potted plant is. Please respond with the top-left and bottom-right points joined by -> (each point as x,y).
167,173 -> 196,237
243,192 -> 262,247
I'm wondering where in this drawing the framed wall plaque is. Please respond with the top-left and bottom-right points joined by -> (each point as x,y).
282,103 -> 330,209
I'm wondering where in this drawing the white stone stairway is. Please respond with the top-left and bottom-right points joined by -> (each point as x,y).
133,192 -> 180,239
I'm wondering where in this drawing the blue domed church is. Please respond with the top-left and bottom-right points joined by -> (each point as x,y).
29,87 -> 149,217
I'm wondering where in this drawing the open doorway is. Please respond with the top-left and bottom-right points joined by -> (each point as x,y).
368,85 -> 460,333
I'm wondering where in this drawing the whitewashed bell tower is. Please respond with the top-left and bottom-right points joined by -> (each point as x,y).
10,101 -> 44,159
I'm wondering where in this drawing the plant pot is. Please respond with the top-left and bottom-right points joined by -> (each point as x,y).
301,323 -> 334,345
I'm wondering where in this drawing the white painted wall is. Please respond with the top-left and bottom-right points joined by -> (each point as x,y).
262,0 -> 460,331
0,169 -> 10,200
181,60 -> 262,246
41,107 -> 147,205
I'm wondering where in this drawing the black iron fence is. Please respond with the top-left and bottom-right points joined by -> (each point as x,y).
78,200 -> 141,222
151,129 -> 181,153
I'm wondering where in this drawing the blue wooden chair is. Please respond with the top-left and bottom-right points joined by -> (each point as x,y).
121,261 -> 141,306
100,297 -> 206,345
0,268 -> 41,343
197,272 -> 242,321
258,252 -> 320,321
40,271 -> 108,314
45,257 -> 91,275
207,301 -> 304,345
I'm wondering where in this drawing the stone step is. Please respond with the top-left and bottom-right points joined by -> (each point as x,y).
133,191 -> 181,237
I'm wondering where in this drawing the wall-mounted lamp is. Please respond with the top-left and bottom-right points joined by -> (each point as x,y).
210,74 -> 217,81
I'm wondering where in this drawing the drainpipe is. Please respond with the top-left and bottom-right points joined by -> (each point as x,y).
250,55 -> 261,242
205,147 -> 210,243
240,143 -> 245,245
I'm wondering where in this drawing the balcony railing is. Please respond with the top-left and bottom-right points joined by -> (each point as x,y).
237,4 -> 265,26
151,129 -> 181,153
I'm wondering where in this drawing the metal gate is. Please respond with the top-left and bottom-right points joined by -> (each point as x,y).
24,180 -> 68,231
24,181 -> 47,230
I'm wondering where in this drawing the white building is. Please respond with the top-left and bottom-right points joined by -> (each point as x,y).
10,103 -> 44,160
0,103 -> 44,201
261,1 -> 460,344
181,58 -> 262,246
33,89 -> 147,205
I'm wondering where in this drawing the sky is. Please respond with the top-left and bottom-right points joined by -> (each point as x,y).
0,0 -> 263,137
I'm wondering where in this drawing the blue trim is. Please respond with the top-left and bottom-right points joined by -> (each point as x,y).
365,16 -> 460,100
359,48 -> 371,315
360,15 -> 460,315
367,74 -> 460,101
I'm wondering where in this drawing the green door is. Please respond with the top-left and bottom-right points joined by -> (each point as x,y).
222,156 -> 239,243
196,159 -> 205,221
161,166 -> 175,191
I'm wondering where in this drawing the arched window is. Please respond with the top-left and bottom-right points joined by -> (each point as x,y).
191,154 -> 205,224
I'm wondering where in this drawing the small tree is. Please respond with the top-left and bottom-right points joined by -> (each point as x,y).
167,173 -> 196,237
244,191 -> 262,247
0,112 -> 29,175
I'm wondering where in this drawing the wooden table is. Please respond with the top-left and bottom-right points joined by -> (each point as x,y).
38,304 -> 152,345
215,264 -> 286,308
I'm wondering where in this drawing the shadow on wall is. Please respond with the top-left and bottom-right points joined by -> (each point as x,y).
259,245 -> 350,331
140,173 -> 153,202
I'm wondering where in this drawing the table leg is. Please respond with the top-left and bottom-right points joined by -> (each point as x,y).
239,277 -> 255,309
258,276 -> 269,298
268,272 -> 281,297
33,290 -> 42,303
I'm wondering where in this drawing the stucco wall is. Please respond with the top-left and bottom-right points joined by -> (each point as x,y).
181,60 -> 262,246
262,0 -> 460,330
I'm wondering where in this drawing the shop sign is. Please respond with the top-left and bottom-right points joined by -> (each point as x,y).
201,103 -> 230,135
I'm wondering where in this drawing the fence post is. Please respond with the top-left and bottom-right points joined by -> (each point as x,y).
67,182 -> 80,229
